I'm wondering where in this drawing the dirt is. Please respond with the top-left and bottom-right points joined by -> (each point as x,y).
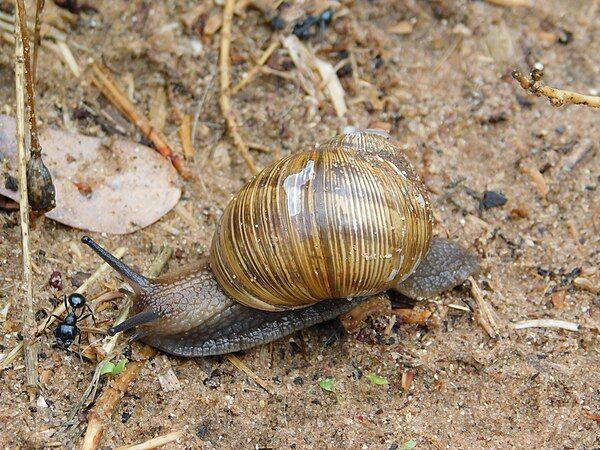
0,0 -> 599,449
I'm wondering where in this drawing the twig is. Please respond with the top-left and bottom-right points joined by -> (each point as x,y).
226,354 -> 273,394
115,430 -> 183,450
512,68 -> 600,108
219,0 -> 258,175
486,0 -> 532,6
512,319 -> 580,332
16,0 -> 56,212
90,63 -> 192,179
180,114 -> 194,159
231,39 -> 279,94
13,0 -> 38,398
468,277 -> 500,338
32,0 -> 44,83
520,164 -> 549,199
79,247 -> 173,450
15,0 -> 41,158
80,346 -> 158,450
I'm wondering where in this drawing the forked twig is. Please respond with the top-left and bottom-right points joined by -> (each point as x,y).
219,0 -> 258,175
512,68 -> 600,108
231,39 -> 279,94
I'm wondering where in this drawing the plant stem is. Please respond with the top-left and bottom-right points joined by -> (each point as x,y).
14,0 -> 38,398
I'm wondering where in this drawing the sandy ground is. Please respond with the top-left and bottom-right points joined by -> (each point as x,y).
0,0 -> 598,448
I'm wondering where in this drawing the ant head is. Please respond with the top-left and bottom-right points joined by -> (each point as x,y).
68,293 -> 86,309
64,313 -> 77,326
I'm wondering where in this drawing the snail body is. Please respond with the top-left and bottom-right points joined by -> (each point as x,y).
82,132 -> 479,357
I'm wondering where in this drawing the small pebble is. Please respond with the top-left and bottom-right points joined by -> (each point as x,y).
49,270 -> 63,290
480,191 -> 507,210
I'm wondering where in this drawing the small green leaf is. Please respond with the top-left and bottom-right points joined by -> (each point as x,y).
100,359 -> 128,376
319,378 -> 335,392
401,439 -> 417,450
113,359 -> 128,375
366,373 -> 389,386
100,361 -> 116,376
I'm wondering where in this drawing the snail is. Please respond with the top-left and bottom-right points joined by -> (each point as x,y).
81,131 -> 480,357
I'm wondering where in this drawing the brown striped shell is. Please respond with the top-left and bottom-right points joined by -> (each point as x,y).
210,132 -> 433,311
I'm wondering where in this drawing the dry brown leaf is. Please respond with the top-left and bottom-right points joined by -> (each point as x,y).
0,115 -> 180,234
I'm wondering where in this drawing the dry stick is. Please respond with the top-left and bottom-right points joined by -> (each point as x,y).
512,68 -> 600,108
231,39 -> 280,94
15,0 -> 42,158
219,0 -> 258,175
90,64 -> 193,179
180,114 -> 194,159
0,247 -> 127,371
468,276 -> 500,338
80,345 -> 158,450
32,0 -> 44,83
512,319 -> 580,332
13,0 -> 38,398
80,247 -> 173,450
115,430 -> 183,450
226,353 -> 273,394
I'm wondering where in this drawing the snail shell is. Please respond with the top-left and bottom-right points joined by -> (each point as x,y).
211,132 -> 433,311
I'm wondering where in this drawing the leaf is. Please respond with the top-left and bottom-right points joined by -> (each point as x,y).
113,359 -> 128,375
100,359 -> 128,376
401,439 -> 417,450
100,361 -> 116,376
366,373 -> 389,386
319,378 -> 335,392
0,115 -> 181,234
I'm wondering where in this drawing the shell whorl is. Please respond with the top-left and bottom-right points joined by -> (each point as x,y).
210,132 -> 433,311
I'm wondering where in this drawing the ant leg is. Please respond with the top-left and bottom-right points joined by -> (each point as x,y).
76,331 -> 83,362
78,305 -> 97,325
44,314 -> 64,329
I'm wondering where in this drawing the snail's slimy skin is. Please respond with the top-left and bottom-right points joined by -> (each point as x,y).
83,237 -> 479,357
80,131 -> 480,357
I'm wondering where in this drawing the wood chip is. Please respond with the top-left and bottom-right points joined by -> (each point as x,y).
550,290 -> 567,310
388,21 -> 413,35
394,308 -> 432,326
340,294 -> 391,331
520,164 -> 549,198
573,277 -> 600,294
401,370 -> 414,391
314,57 -> 347,118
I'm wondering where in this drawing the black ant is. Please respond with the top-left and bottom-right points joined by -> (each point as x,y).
47,293 -> 95,351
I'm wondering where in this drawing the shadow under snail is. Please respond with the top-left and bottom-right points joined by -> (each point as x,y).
81,131 -> 480,357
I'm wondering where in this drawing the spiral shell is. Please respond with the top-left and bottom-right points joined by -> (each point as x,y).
210,132 -> 433,311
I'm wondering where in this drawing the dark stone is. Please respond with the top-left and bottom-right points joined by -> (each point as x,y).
4,174 -> 18,191
480,191 -> 507,210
